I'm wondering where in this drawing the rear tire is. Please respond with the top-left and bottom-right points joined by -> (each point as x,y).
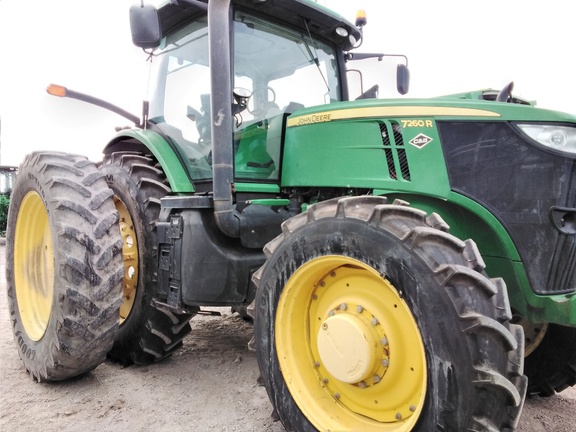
6,152 -> 124,381
101,151 -> 195,365
254,196 -> 527,431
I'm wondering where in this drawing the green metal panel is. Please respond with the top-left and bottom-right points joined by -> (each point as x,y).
282,117 -> 451,196
234,183 -> 280,194
106,129 -> 194,193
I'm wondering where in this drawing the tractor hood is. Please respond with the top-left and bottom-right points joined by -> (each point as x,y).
280,97 -> 576,195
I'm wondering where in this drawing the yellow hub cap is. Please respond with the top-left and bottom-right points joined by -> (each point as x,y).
114,196 -> 138,324
14,192 -> 55,341
276,256 -> 427,431
317,313 -> 380,383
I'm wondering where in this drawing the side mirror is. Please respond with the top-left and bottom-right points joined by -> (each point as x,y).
129,4 -> 161,49
397,64 -> 410,95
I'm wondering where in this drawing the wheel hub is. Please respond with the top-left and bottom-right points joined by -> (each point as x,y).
317,313 -> 381,383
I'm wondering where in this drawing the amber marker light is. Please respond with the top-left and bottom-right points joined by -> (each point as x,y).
46,84 -> 67,97
355,9 -> 367,28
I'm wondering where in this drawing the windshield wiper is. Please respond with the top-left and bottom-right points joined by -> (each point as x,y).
301,18 -> 330,94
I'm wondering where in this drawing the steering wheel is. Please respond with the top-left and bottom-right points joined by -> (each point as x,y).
496,81 -> 514,103
247,86 -> 277,116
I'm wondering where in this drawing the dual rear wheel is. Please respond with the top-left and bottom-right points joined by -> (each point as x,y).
6,152 -> 124,381
5,151 -> 194,382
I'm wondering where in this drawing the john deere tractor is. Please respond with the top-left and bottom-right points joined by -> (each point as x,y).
6,0 -> 576,430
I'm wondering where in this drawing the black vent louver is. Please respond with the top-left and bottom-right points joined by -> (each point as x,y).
379,121 -> 410,181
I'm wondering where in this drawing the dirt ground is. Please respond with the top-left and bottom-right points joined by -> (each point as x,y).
1,243 -> 575,432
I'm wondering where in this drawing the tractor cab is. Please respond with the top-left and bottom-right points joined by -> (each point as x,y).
145,6 -> 343,184
129,0 -> 404,189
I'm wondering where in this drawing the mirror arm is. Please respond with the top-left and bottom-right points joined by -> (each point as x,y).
346,52 -> 408,67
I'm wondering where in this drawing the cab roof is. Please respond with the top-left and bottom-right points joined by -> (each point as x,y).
157,0 -> 361,51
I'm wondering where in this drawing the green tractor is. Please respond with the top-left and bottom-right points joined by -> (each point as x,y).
6,0 -> 576,430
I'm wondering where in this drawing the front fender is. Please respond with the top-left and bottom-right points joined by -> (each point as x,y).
103,129 -> 194,193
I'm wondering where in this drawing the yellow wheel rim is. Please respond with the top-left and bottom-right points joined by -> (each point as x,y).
276,256 -> 427,431
114,196 -> 138,324
14,192 -> 55,341
514,316 -> 548,357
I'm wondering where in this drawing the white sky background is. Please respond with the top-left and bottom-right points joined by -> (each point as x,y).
0,0 -> 574,166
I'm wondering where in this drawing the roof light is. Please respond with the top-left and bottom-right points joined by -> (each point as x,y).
335,26 -> 348,37
355,10 -> 367,28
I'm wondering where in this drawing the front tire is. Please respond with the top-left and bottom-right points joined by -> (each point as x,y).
6,152 -> 124,381
519,321 -> 576,396
100,151 -> 195,365
254,196 -> 527,431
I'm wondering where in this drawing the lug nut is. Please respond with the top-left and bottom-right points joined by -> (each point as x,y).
334,392 -> 340,399
409,405 -> 416,412
340,303 -> 347,311
328,310 -> 335,317
356,305 -> 364,313
382,359 -> 389,367
330,271 -> 336,277
371,317 -> 379,326
395,413 -> 402,420
381,337 -> 388,346
373,375 -> 381,384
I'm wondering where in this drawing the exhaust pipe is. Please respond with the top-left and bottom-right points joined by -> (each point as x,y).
209,0 -> 240,238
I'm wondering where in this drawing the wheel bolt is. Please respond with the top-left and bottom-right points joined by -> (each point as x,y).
323,378 -> 329,384
334,392 -> 340,399
395,413 -> 402,420
358,381 -> 367,389
339,303 -> 347,311
382,359 -> 389,367
409,405 -> 416,412
371,317 -> 379,326
373,375 -> 381,384
381,337 -> 388,346
313,361 -> 320,368
328,310 -> 335,317
356,305 -> 364,313
330,271 -> 336,277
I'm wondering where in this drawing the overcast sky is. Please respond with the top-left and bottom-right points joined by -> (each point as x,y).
0,0 -> 573,166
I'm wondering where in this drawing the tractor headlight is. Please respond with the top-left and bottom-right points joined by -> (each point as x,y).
516,123 -> 576,155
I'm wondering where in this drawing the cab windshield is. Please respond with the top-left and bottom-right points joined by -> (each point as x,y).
148,10 -> 341,181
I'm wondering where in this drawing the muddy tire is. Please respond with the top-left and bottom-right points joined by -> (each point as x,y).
5,152 -> 124,382
523,323 -> 576,396
253,196 -> 527,431
100,151 -> 195,365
